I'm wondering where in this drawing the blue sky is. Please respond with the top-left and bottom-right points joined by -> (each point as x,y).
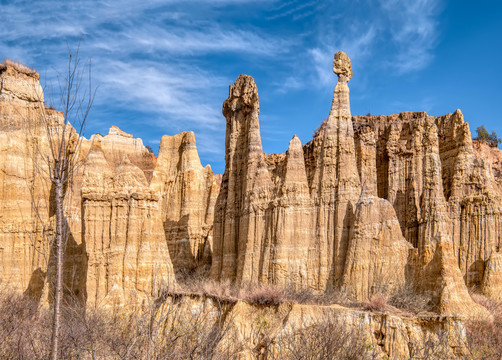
1,0 -> 501,174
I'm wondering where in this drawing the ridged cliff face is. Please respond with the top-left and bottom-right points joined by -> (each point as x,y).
353,110 -> 502,290
150,131 -> 219,275
0,62 -> 219,307
0,63 -> 50,299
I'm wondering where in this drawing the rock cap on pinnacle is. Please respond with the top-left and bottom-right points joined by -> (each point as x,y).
333,51 -> 352,81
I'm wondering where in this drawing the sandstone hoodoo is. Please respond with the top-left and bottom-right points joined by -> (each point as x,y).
210,52 -> 410,296
210,51 -> 500,317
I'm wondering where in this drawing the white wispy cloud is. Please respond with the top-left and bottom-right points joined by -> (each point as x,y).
267,0 -> 319,20
379,0 -> 440,73
119,26 -> 289,56
96,59 -> 225,128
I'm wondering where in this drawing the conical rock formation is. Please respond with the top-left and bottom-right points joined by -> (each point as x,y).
481,252 -> 502,300
341,185 -> 411,300
419,234 -> 489,318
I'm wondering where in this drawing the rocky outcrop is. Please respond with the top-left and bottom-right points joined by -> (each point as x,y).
0,62 -> 53,298
210,51 -> 494,318
416,234 -> 489,318
150,131 -> 219,276
341,186 -> 411,300
353,110 -> 502,287
81,138 -> 173,307
169,295 -> 470,359
81,127 -> 220,305
210,66 -> 312,288
0,62 -> 219,307
473,140 -> 502,193
97,126 -> 157,182
307,51 -> 361,288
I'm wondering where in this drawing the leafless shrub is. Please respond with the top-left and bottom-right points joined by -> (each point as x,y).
267,317 -> 377,360
389,285 -> 433,316
466,293 -> 502,359
471,293 -> 502,317
241,284 -> 285,306
363,293 -> 388,312
202,280 -> 235,300
0,288 -> 241,359
407,328 -> 462,360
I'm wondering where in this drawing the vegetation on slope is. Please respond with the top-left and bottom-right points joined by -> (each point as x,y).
474,125 -> 501,147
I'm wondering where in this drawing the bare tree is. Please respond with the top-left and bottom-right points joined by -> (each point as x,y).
33,45 -> 94,360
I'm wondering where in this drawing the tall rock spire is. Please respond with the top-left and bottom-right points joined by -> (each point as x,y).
210,75 -> 273,283
309,51 -> 361,288
331,51 -> 361,283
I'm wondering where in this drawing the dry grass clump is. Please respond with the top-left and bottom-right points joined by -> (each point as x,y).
175,277 -> 287,306
1,59 -> 37,76
0,290 -> 51,358
174,274 -> 352,307
466,293 -> 502,359
363,293 -> 388,312
388,285 -> 433,316
241,285 -> 285,306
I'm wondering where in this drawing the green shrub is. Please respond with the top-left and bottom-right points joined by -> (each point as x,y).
474,125 -> 501,147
